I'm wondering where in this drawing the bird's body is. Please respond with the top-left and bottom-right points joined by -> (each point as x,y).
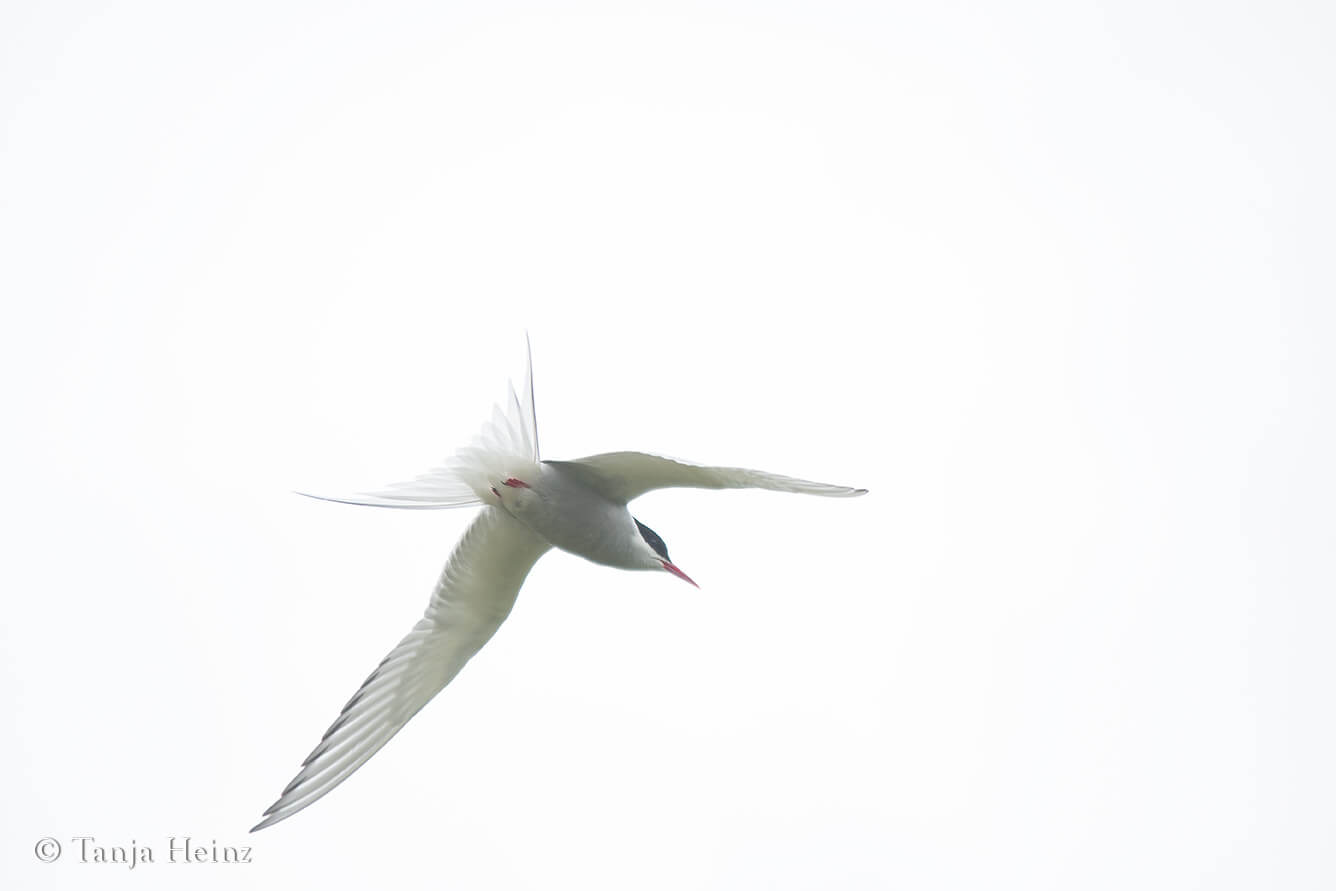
252,343 -> 865,831
492,460 -> 643,569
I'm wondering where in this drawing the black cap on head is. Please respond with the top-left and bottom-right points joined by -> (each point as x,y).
634,519 -> 671,562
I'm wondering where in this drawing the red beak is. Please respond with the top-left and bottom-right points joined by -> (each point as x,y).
660,560 -> 699,588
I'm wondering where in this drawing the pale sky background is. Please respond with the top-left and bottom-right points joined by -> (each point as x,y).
3,1 -> 1333,889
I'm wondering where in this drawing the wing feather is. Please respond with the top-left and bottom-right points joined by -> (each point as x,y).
552,452 -> 867,504
251,506 -> 550,831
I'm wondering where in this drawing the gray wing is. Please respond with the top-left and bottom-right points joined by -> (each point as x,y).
550,451 -> 867,505
252,506 -> 550,831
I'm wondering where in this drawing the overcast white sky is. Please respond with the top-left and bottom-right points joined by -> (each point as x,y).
3,1 -> 1333,889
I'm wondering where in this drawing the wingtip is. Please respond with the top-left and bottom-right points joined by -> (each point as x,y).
250,802 -> 285,833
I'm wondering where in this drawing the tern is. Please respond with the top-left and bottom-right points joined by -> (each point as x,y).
252,342 -> 866,831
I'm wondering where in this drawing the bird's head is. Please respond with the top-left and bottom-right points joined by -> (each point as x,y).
633,518 -> 698,587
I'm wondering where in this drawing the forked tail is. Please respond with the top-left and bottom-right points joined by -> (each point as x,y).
296,337 -> 540,510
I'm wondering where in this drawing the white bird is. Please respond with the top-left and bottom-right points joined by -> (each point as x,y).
252,342 -> 866,832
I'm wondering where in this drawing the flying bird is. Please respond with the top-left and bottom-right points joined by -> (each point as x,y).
252,342 -> 866,831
